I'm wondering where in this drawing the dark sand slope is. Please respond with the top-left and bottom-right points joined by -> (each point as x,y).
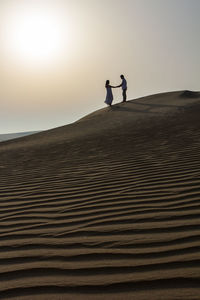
0,90 -> 200,299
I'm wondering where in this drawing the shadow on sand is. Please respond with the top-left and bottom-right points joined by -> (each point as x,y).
109,90 -> 200,114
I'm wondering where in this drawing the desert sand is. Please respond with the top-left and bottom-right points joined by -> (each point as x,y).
0,90 -> 200,299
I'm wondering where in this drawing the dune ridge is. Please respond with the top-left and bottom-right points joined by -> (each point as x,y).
0,91 -> 200,299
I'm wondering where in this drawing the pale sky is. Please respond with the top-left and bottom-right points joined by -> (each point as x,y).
1,0 -> 200,133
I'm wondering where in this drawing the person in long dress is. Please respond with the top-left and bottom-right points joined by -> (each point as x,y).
104,80 -> 115,106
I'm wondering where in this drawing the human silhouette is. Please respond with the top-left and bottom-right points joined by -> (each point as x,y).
104,80 -> 115,106
116,74 -> 127,102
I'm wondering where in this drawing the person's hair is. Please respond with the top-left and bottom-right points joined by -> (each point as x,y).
105,80 -> 110,87
120,74 -> 124,79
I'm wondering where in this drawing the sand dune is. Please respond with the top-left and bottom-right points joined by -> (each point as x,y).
0,90 -> 200,299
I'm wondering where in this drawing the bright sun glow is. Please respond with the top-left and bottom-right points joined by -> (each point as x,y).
4,8 -> 67,66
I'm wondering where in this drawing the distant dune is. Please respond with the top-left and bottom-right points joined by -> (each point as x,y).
0,90 -> 200,299
0,131 -> 39,142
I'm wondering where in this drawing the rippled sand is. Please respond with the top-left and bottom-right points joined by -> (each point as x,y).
0,91 -> 200,299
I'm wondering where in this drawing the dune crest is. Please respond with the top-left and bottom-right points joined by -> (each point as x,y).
1,91 -> 200,299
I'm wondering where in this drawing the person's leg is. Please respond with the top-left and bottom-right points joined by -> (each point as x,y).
122,89 -> 127,102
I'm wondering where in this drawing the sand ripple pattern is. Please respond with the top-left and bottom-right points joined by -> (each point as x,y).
0,93 -> 200,299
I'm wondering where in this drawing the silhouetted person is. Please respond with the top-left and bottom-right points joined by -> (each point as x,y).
116,74 -> 127,102
104,80 -> 114,106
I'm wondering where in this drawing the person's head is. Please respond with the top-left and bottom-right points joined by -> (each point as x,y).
120,74 -> 124,79
105,80 -> 110,87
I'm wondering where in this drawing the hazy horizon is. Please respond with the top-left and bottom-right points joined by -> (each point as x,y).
1,0 -> 200,134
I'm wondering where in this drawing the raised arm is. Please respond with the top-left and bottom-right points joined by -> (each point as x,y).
116,83 -> 122,88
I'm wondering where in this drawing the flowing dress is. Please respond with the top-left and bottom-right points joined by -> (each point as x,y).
105,85 -> 113,105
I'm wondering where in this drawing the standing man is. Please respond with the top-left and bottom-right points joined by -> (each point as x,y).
116,74 -> 127,102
